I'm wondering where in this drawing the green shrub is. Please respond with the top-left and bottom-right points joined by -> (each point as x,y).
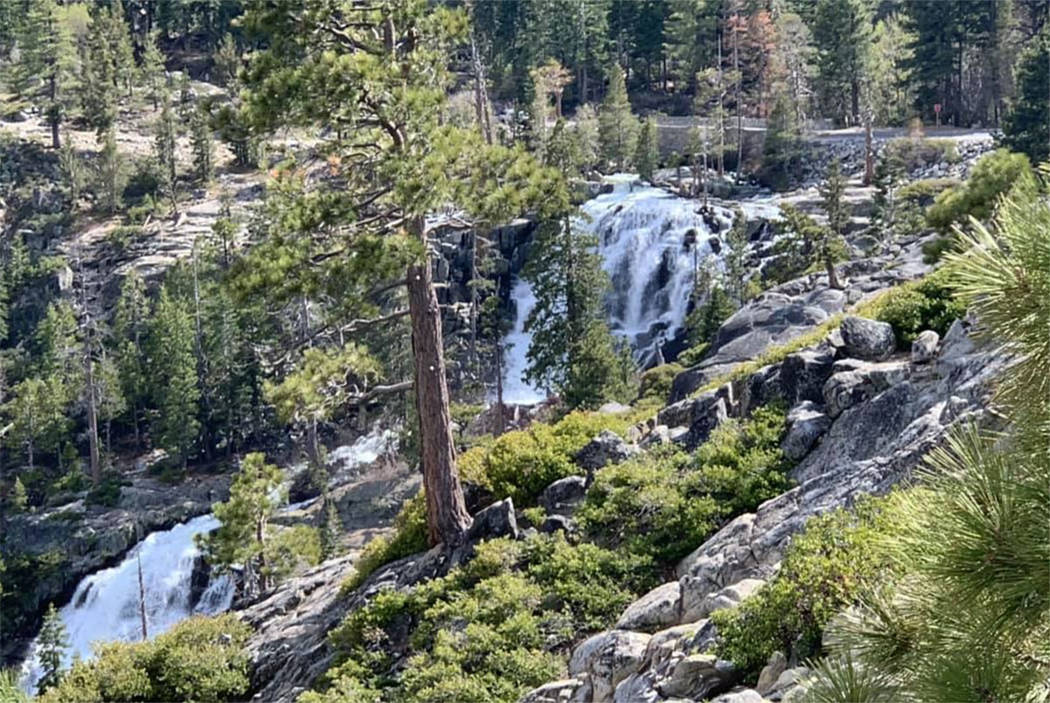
265,525 -> 322,583
896,178 -> 958,207
881,138 -> 960,173
458,411 -> 628,507
637,363 -> 683,404
39,614 -> 251,703
319,536 -> 641,703
578,404 -> 792,564
713,496 -> 899,680
926,149 -> 1033,232
524,533 -> 655,631
342,493 -> 427,593
86,476 -> 124,507
875,268 -> 967,347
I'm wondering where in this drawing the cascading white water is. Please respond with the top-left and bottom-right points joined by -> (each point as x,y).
19,428 -> 398,695
19,513 -> 235,693
500,277 -> 547,405
497,175 -> 729,397
578,174 -> 726,365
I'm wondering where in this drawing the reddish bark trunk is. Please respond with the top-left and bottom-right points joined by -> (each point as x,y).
407,217 -> 472,547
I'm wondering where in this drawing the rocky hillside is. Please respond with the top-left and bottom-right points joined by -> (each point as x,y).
220,219 -> 1006,702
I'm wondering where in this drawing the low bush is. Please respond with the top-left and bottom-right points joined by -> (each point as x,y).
895,177 -> 958,207
874,268 -> 967,347
458,411 -> 628,507
637,363 -> 683,404
712,496 -> 899,679
578,404 -> 791,564
881,138 -> 960,173
342,493 -> 427,592
316,534 -> 651,703
39,614 -> 251,703
926,149 -> 1033,232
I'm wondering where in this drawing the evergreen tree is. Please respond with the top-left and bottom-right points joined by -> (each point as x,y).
597,63 -> 638,171
760,91 -> 803,190
524,214 -> 634,409
96,127 -> 127,214
2,377 -> 67,469
236,0 -> 563,546
139,30 -> 165,110
104,0 -> 135,98
155,95 -> 179,212
817,159 -> 849,289
686,284 -> 735,351
198,452 -> 284,592
148,287 -> 199,468
573,103 -> 601,174
113,272 -> 149,446
79,6 -> 119,137
190,106 -> 214,185
634,116 -> 658,182
723,208 -> 752,304
10,476 -> 27,513
1002,27 -> 1050,163
811,0 -> 873,125
11,0 -> 77,149
58,141 -> 84,212
36,603 -> 68,694
212,33 -> 239,88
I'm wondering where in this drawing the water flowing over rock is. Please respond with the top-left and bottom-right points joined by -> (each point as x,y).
20,514 -> 236,692
579,176 -> 730,368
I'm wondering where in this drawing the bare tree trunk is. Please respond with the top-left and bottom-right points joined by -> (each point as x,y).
717,35 -> 725,178
825,254 -> 842,290
406,216 -> 472,546
863,113 -> 874,186
192,251 -> 213,461
256,514 -> 269,591
137,554 -> 149,640
734,21 -> 743,181
85,354 -> 101,484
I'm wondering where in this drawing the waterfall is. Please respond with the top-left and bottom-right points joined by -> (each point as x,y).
497,175 -> 728,398
19,513 -> 235,693
500,277 -> 546,405
19,428 -> 398,695
580,175 -> 725,366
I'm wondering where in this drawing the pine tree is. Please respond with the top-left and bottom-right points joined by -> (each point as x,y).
139,30 -> 165,110
11,0 -> 77,149
236,0 -> 563,546
79,6 -> 118,138
319,495 -> 342,559
634,116 -> 658,182
148,287 -> 199,468
524,213 -> 634,409
723,208 -> 752,304
1002,27 -> 1050,163
573,103 -> 601,174
198,452 -> 284,592
58,141 -> 84,211
96,127 -> 127,214
760,91 -> 803,191
818,159 -> 848,289
113,272 -> 149,446
190,106 -> 214,185
104,0 -> 135,99
2,377 -> 67,469
36,603 -> 68,694
155,95 -> 178,211
212,33 -> 239,88
10,476 -> 28,513
597,63 -> 638,171
811,0 -> 873,125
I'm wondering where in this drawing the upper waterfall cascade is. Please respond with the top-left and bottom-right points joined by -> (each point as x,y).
582,175 -> 728,367
498,175 -> 731,398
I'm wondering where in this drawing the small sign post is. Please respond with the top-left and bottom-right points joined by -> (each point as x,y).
934,103 -> 942,128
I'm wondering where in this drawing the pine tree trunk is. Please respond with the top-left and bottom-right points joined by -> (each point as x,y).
86,357 -> 101,484
406,216 -> 472,547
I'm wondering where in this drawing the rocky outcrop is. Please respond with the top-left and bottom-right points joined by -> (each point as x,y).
527,310 -> 1004,703
575,431 -> 639,473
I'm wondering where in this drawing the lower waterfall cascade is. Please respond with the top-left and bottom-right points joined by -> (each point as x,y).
18,427 -> 399,695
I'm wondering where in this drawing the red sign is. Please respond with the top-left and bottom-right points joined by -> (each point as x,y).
934,103 -> 942,114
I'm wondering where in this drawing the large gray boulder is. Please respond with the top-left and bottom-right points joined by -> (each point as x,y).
616,581 -> 682,632
780,350 -> 835,404
541,476 -> 587,515
569,630 -> 652,702
575,431 -> 638,472
680,577 -> 766,625
911,329 -> 940,363
839,316 -> 896,360
658,654 -> 738,699
781,402 -> 832,460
